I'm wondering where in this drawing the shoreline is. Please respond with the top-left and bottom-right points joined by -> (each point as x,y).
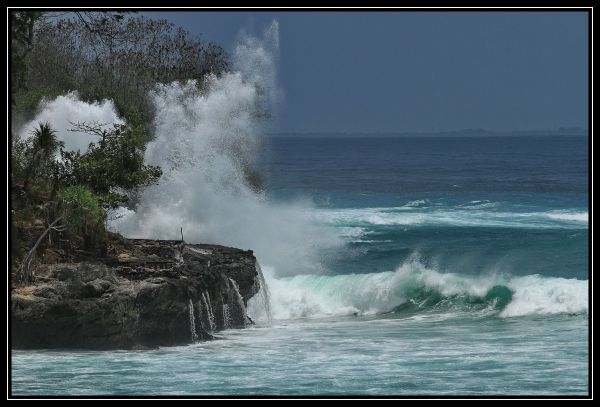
11,236 -> 262,350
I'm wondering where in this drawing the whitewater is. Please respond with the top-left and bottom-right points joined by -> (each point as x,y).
11,20 -> 589,395
254,262 -> 588,321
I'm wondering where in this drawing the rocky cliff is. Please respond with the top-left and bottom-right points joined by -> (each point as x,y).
11,237 -> 262,349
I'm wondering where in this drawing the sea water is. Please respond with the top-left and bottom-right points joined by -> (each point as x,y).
11,135 -> 589,396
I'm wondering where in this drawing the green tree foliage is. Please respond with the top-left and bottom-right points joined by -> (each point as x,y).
60,122 -> 162,209
58,186 -> 103,232
12,120 -> 161,254
31,122 -> 64,156
57,185 -> 104,248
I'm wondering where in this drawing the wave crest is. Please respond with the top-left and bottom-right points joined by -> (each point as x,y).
254,260 -> 588,321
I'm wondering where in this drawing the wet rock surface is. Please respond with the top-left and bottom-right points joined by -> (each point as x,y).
11,239 -> 260,349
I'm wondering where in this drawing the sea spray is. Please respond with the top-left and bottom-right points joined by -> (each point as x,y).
500,275 -> 589,317
188,298 -> 199,343
108,20 -> 342,277
17,92 -> 124,153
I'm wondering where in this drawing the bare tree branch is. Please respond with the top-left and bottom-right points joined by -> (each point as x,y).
15,217 -> 64,285
68,121 -> 111,138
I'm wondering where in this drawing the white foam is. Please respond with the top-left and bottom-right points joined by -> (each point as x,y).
501,275 -> 588,317
319,207 -> 588,229
337,227 -> 371,239
458,200 -> 499,209
262,260 -> 588,321
319,208 -> 426,226
545,210 -> 588,223
403,199 -> 429,208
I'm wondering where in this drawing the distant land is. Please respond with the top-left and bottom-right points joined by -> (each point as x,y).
268,127 -> 588,138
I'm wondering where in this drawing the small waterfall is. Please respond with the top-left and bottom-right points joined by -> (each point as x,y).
188,298 -> 198,343
196,298 -> 205,331
222,303 -> 231,329
255,262 -> 273,325
228,277 -> 252,326
202,291 -> 216,331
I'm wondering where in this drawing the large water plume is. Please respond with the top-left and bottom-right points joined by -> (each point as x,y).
110,21 -> 342,276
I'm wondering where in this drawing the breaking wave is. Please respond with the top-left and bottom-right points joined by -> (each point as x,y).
253,260 -> 588,321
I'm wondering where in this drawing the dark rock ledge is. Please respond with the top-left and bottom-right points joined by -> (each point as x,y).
11,237 -> 261,349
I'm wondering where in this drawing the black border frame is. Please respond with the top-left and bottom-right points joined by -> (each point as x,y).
6,4 -> 593,400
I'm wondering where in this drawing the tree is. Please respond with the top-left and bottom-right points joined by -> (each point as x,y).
10,11 -> 42,102
19,13 -> 229,127
9,12 -> 239,281
22,122 -> 64,194
60,122 -> 162,209
15,217 -> 65,284
31,122 -> 64,158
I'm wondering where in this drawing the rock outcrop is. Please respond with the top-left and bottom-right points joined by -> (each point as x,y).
11,238 -> 261,349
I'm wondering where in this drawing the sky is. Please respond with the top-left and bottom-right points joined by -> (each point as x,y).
149,11 -> 588,134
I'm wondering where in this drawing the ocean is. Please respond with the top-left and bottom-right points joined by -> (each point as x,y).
11,135 -> 589,396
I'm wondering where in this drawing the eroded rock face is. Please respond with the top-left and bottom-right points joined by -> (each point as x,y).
11,240 -> 260,349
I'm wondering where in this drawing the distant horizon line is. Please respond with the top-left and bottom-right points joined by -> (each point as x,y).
266,127 -> 589,137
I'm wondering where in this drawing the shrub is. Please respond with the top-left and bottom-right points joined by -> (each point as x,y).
57,185 -> 104,238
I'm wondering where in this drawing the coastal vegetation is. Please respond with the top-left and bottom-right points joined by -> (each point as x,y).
10,11 -> 230,284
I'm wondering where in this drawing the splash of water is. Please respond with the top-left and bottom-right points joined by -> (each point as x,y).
247,262 -> 273,325
188,298 -> 199,343
227,277 -> 252,326
109,21 -> 342,276
17,92 -> 124,153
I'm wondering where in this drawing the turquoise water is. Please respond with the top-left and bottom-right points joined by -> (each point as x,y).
11,136 -> 589,396
11,314 -> 588,395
